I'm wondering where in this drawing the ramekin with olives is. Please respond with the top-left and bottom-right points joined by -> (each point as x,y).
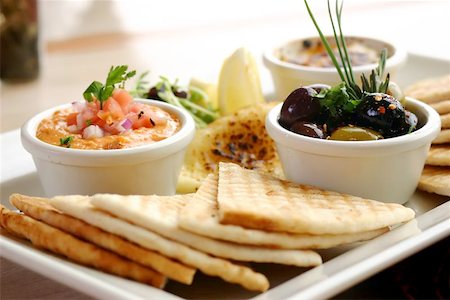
266,96 -> 440,204
278,85 -> 418,141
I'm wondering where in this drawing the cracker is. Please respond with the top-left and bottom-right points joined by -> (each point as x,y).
0,205 -> 166,288
50,195 -> 269,292
177,102 -> 283,193
217,163 -> 415,235
441,113 -> 450,129
430,100 -> 450,115
90,193 -> 322,267
426,145 -> 450,166
433,129 -> 450,144
418,166 -> 450,196
179,174 -> 388,249
404,74 -> 450,103
9,194 -> 195,285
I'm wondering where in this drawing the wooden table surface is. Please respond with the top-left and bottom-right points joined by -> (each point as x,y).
1,1 -> 449,299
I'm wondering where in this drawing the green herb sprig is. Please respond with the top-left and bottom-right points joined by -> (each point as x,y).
304,0 -> 390,117
83,65 -> 136,109
60,136 -> 73,148
129,71 -> 150,98
304,0 -> 361,100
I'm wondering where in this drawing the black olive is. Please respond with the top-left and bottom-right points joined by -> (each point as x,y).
147,86 -> 161,100
173,89 -> 188,99
289,121 -> 325,139
404,110 -> 418,133
355,93 -> 410,138
147,85 -> 188,100
279,87 -> 320,129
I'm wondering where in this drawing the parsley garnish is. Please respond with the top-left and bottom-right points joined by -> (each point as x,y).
316,83 -> 361,119
83,65 -> 136,109
60,136 -> 73,148
86,119 -> 92,126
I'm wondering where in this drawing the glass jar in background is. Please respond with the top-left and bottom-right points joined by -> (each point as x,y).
0,0 -> 39,82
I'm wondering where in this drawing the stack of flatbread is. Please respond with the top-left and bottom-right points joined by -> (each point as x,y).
1,163 -> 416,293
405,74 -> 450,196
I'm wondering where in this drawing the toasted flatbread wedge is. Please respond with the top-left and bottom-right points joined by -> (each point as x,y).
418,166 -> 450,196
50,195 -> 269,292
433,129 -> 450,144
177,102 -> 283,193
441,113 -> 450,129
426,145 -> 450,166
0,205 -> 166,288
9,194 -> 195,285
179,174 -> 388,249
90,193 -> 322,267
404,74 -> 450,103
430,100 -> 450,115
217,163 -> 415,235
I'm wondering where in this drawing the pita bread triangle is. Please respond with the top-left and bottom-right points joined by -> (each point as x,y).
217,162 -> 415,235
90,193 -> 322,267
50,195 -> 270,292
179,174 -> 388,249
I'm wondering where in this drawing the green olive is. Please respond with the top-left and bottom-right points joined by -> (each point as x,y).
330,126 -> 383,141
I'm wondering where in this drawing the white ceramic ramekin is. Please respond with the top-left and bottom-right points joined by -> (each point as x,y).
263,36 -> 408,100
266,97 -> 441,204
21,99 -> 195,196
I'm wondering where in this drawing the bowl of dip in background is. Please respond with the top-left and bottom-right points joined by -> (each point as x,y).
263,36 -> 407,100
265,97 -> 441,204
21,99 -> 195,196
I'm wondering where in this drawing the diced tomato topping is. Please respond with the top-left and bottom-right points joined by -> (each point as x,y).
132,113 -> 155,129
129,102 -> 145,114
112,89 -> 133,114
66,113 -> 78,126
100,98 -> 125,124
68,88 -> 167,135
92,117 -> 107,128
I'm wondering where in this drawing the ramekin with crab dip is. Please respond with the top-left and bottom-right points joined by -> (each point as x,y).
21,98 -> 195,196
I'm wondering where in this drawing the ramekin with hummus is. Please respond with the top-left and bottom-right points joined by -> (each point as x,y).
21,66 -> 195,196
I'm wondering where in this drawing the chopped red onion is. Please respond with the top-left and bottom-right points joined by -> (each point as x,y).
71,101 -> 85,112
82,125 -> 104,139
68,125 -> 78,133
76,113 -> 84,129
114,119 -> 132,134
121,119 -> 132,130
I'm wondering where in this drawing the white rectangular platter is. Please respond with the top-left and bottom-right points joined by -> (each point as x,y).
1,53 -> 449,300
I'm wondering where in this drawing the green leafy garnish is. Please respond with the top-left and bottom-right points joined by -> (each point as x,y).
361,49 -> 390,93
132,73 -> 220,128
316,83 -> 361,119
304,0 -> 390,106
83,65 -> 136,108
60,136 -> 73,148
156,77 -> 220,128
129,71 -> 150,98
